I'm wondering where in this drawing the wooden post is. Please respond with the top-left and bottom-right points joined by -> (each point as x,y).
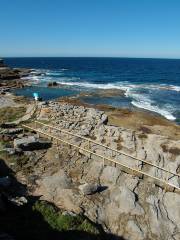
164,167 -> 170,193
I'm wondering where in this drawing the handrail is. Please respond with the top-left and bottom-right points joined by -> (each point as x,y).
22,123 -> 180,192
34,120 -> 180,178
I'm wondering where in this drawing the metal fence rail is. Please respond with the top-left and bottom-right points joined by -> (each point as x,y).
22,121 -> 180,192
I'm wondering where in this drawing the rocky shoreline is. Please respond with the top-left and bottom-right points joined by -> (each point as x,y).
0,58 -> 180,240
0,58 -> 34,94
0,97 -> 179,239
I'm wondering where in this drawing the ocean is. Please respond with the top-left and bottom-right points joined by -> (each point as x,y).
5,57 -> 180,124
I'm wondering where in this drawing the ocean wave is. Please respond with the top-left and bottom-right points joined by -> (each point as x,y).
60,68 -> 68,71
20,70 -> 179,121
56,80 -> 130,91
168,85 -> 180,92
126,90 -> 176,120
21,75 -> 41,81
56,79 -> 180,93
46,72 -> 64,76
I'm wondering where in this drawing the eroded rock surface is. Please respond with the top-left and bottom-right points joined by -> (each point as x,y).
13,102 -> 180,240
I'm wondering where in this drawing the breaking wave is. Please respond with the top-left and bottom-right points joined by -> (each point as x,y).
22,69 -> 179,121
125,89 -> 176,120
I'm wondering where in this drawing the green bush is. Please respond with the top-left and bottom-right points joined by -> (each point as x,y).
33,201 -> 100,234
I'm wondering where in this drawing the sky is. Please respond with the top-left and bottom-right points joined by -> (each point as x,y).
0,0 -> 180,58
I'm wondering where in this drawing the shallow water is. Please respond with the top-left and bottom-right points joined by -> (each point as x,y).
13,86 -> 78,100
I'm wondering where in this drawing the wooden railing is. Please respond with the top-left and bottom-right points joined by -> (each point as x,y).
22,121 -> 180,192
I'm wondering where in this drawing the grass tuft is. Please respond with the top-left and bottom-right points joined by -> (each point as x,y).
33,201 -> 100,234
0,106 -> 26,123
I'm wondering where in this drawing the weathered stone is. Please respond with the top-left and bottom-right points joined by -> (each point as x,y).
78,183 -> 99,195
98,114 -> 108,125
100,166 -> 120,185
13,136 -> 51,150
9,101 -> 180,240
1,128 -> 23,135
0,122 -> 17,128
9,196 -> 27,206
163,192 -> 180,225
109,186 -> 144,215
125,220 -> 144,240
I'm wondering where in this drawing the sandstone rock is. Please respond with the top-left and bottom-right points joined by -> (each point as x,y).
9,196 -> 27,206
78,183 -> 99,195
146,194 -> 175,239
100,166 -> 120,185
56,189 -> 82,214
107,186 -> 144,215
99,114 -> 108,125
14,101 -> 180,240
125,220 -> 144,240
4,148 -> 16,155
0,122 -> 17,128
163,192 -> 180,225
38,170 -> 72,201
13,136 -> 51,150
1,128 -> 23,135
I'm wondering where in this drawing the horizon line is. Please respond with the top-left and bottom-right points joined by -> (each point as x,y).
3,56 -> 180,60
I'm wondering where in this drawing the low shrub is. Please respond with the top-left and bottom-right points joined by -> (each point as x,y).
33,201 -> 100,234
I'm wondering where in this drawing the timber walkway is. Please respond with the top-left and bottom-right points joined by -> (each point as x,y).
22,120 -> 180,192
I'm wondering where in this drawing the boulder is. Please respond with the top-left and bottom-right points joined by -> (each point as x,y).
78,183 -> 99,195
35,170 -> 72,204
1,128 -> 23,135
0,122 -> 18,129
47,81 -> 58,87
13,136 -> 51,150
9,196 -> 27,206
42,170 -> 72,192
99,114 -> 108,125
4,148 -> 16,155
100,166 -> 120,185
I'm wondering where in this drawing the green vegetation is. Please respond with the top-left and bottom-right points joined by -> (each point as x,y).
0,140 -> 6,150
0,106 -> 26,123
0,198 -> 105,240
33,201 -> 100,235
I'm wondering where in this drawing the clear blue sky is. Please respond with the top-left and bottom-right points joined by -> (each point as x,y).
1,0 -> 180,58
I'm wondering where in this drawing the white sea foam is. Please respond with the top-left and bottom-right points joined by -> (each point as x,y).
169,85 -> 180,92
46,72 -> 64,76
56,80 -> 131,91
55,80 -> 180,93
21,68 -> 179,121
126,89 -> 176,120
60,68 -> 68,71
21,75 -> 41,81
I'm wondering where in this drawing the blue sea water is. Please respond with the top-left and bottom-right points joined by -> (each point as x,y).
5,57 -> 180,123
